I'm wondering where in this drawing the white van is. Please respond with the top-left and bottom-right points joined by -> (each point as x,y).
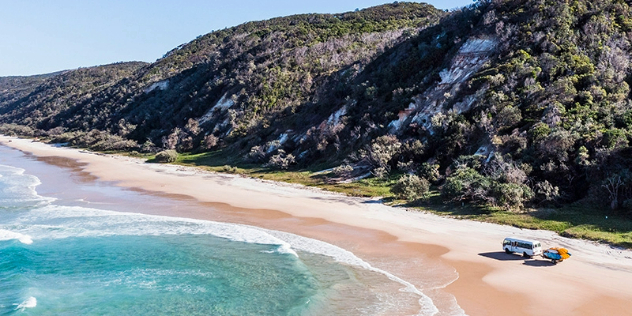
502,237 -> 542,258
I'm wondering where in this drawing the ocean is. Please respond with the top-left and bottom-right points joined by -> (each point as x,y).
0,146 -> 440,315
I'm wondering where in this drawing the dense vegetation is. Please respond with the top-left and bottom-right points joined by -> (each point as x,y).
0,2 -> 442,151
2,0 -> 632,227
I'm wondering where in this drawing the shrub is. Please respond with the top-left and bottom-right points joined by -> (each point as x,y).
397,160 -> 417,173
267,150 -> 296,170
203,134 -> 219,150
90,137 -> 138,151
222,165 -> 238,173
529,122 -> 551,141
537,129 -> 576,161
602,129 -> 628,149
442,166 -> 533,210
575,146 -> 590,165
47,130 -> 138,151
246,145 -> 266,162
155,150 -> 178,163
177,136 -> 194,152
391,174 -> 430,201
442,167 -> 491,202
496,105 -> 522,129
372,166 -> 390,179
360,134 -> 402,178
484,156 -> 527,184
400,139 -> 425,161
0,124 -> 34,137
535,180 -> 560,202
140,140 -> 158,153
419,163 -> 441,182
491,182 -> 533,210
333,164 -> 354,177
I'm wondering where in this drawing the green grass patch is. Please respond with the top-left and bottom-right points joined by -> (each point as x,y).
562,225 -> 632,248
414,201 -> 632,248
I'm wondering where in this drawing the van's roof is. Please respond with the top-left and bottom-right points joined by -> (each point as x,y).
503,237 -> 540,243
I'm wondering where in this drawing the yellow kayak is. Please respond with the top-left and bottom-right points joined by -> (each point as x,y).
543,247 -> 571,263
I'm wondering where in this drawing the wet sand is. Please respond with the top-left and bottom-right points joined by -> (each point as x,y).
2,135 -> 631,315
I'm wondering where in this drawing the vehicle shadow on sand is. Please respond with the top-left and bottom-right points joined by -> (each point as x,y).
479,252 -> 557,267
478,251 -> 526,261
522,259 -> 556,267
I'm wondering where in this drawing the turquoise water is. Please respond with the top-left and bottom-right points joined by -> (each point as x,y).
1,235 -> 316,315
0,150 -> 436,315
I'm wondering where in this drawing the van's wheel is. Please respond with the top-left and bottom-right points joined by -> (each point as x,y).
552,260 -> 558,264
523,252 -> 531,258
505,248 -> 511,254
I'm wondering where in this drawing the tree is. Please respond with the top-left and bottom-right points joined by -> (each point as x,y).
602,175 -> 624,210
442,167 -> 491,203
361,134 -> 402,178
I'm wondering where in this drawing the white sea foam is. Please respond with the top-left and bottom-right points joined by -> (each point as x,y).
265,230 -> 440,316
0,229 -> 33,244
14,297 -> 37,311
0,164 -> 55,208
14,205 -> 299,257
12,205 -> 441,315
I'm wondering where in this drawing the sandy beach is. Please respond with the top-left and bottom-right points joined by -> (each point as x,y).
1,135 -> 631,315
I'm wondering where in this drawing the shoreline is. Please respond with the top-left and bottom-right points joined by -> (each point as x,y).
2,135 -> 632,315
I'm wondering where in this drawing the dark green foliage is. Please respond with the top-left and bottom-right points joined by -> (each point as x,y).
442,166 -> 533,210
602,129 -> 628,148
419,163 -> 441,183
0,3 -> 444,163
0,62 -> 147,132
442,167 -> 491,202
391,174 -> 430,201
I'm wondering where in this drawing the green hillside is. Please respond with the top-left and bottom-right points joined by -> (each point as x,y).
2,0 -> 632,230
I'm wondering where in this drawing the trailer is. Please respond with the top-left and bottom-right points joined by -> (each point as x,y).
542,247 -> 571,264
